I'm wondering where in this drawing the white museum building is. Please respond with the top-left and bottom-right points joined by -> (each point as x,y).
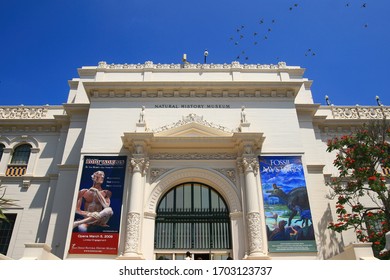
0,60 -> 386,260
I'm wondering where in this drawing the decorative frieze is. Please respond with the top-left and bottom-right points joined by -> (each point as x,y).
90,89 -> 295,100
0,126 -> 57,132
149,153 -> 236,160
331,106 -> 390,119
0,107 -> 48,119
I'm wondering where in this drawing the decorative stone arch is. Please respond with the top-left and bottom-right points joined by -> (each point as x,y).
0,136 -> 11,148
6,135 -> 40,177
10,135 -> 39,150
146,167 -> 242,214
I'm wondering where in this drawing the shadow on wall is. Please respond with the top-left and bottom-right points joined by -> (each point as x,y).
317,203 -> 344,260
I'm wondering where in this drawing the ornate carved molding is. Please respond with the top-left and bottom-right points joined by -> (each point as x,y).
331,106 -> 390,119
0,125 -> 57,133
215,168 -> 236,183
130,158 -> 149,175
150,168 -> 171,183
0,107 -> 48,119
124,212 -> 141,254
149,153 -> 236,160
97,61 -> 289,70
247,212 -> 263,253
91,89 -> 295,99
152,113 -> 232,133
237,157 -> 259,175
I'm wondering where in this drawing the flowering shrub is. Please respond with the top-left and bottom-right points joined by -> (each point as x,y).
326,120 -> 390,259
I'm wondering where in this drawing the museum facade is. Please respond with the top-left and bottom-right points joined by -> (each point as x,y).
0,61 -> 386,260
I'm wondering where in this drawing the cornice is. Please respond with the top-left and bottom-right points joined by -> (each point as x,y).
83,82 -> 301,101
295,103 -> 321,116
62,103 -> 90,117
0,124 -> 60,133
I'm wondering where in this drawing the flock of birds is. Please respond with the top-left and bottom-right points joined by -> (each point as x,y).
228,1 -> 369,62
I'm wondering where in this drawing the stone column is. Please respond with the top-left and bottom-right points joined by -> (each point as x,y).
119,157 -> 149,259
238,155 -> 268,259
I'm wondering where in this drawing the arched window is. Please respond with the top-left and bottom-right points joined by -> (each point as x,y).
6,144 -> 32,176
155,182 -> 231,250
0,144 -> 4,162
11,144 -> 31,165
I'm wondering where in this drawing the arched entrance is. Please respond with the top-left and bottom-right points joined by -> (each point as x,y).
154,182 -> 231,260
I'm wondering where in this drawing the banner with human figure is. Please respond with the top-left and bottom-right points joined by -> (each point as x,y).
259,156 -> 316,252
69,155 -> 127,255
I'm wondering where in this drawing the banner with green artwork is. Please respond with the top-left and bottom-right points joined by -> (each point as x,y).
259,156 -> 317,253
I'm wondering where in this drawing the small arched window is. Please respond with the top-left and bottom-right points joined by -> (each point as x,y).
6,144 -> 32,176
11,144 -> 31,165
0,144 -> 4,162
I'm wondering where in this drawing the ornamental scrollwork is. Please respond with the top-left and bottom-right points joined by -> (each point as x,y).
150,153 -> 236,160
96,61 -> 290,70
247,212 -> 263,253
215,168 -> 236,183
331,106 -> 390,120
0,107 -> 48,119
124,212 -> 140,253
152,113 -> 232,133
150,168 -> 171,183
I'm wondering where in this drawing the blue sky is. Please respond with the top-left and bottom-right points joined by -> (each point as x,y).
0,0 -> 389,106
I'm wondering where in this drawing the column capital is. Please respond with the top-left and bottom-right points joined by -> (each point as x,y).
237,156 -> 259,175
130,157 -> 149,175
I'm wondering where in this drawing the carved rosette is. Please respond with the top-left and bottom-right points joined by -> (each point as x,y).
247,212 -> 263,253
130,158 -> 149,175
238,157 -> 259,175
124,212 -> 141,254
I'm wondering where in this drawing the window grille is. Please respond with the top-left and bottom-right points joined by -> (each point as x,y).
155,183 -> 231,250
6,144 -> 31,176
10,144 -> 31,165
